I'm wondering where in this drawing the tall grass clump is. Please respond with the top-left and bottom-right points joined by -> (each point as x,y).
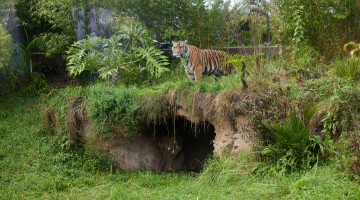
139,82 -> 177,125
333,58 -> 360,80
86,83 -> 140,138
198,153 -> 254,187
43,86 -> 84,135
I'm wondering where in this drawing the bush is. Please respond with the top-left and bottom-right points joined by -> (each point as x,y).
67,24 -> 169,84
306,75 -> 360,135
86,83 -> 140,137
20,72 -> 51,96
261,107 -> 326,173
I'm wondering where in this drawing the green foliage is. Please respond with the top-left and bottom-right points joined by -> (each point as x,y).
305,75 -> 356,102
274,0 -> 360,58
319,83 -> 360,136
226,54 -> 253,70
308,74 -> 360,176
261,107 -> 325,172
2,95 -> 360,199
291,6 -> 305,56
344,41 -> 360,58
67,36 -> 102,77
31,0 -> 75,56
120,0 -> 237,49
134,46 -> 169,78
0,25 -> 50,96
86,84 -> 140,138
67,24 -> 169,82
333,58 -> 360,80
45,86 -> 84,136
0,24 -> 12,70
19,72 -> 51,96
117,24 -> 154,48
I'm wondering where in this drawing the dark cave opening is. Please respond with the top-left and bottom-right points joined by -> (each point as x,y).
142,117 -> 216,172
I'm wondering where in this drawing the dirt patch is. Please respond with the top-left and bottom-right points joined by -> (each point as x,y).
67,96 -> 86,149
43,106 -> 57,132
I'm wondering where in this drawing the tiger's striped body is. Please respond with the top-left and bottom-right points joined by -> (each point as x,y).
172,41 -> 234,83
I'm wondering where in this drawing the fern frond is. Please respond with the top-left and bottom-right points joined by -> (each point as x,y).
134,46 -> 169,78
27,36 -> 48,52
66,37 -> 102,77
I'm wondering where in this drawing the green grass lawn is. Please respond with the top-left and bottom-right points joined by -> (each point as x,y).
0,95 -> 359,199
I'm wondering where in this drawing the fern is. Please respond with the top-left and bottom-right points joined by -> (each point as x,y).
134,46 -> 169,78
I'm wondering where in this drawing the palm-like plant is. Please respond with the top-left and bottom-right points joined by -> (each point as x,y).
261,105 -> 321,172
118,24 -> 154,48
67,36 -> 102,77
66,24 -> 169,83
134,46 -> 169,78
263,110 -> 310,150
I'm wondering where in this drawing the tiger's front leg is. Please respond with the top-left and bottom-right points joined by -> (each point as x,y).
185,69 -> 195,82
194,66 -> 202,82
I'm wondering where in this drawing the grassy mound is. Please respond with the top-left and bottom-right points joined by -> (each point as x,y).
1,57 -> 360,198
42,58 -> 360,173
0,97 -> 359,198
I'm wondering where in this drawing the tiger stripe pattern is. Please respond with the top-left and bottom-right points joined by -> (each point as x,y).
172,40 -> 234,83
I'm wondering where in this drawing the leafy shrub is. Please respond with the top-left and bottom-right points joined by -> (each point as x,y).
67,36 -> 102,77
261,107 -> 326,172
320,84 -> 360,136
67,24 -> 169,84
20,72 -> 51,96
86,84 -> 140,137
333,130 -> 360,178
305,75 -> 356,102
306,75 -> 360,135
134,46 -> 169,78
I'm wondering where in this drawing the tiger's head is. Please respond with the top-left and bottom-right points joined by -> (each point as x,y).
172,40 -> 189,58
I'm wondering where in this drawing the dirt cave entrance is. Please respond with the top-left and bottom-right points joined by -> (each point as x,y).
143,116 -> 216,172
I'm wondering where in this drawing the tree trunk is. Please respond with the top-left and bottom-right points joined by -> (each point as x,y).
263,1 -> 271,59
250,16 -> 260,69
112,67 -> 120,85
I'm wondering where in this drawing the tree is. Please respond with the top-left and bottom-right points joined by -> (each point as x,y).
273,0 -> 360,58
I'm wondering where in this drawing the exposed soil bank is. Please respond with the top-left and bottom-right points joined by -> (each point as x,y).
91,108 -> 256,172
45,86 -> 261,172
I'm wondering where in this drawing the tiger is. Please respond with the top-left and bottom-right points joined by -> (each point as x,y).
172,40 -> 234,83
